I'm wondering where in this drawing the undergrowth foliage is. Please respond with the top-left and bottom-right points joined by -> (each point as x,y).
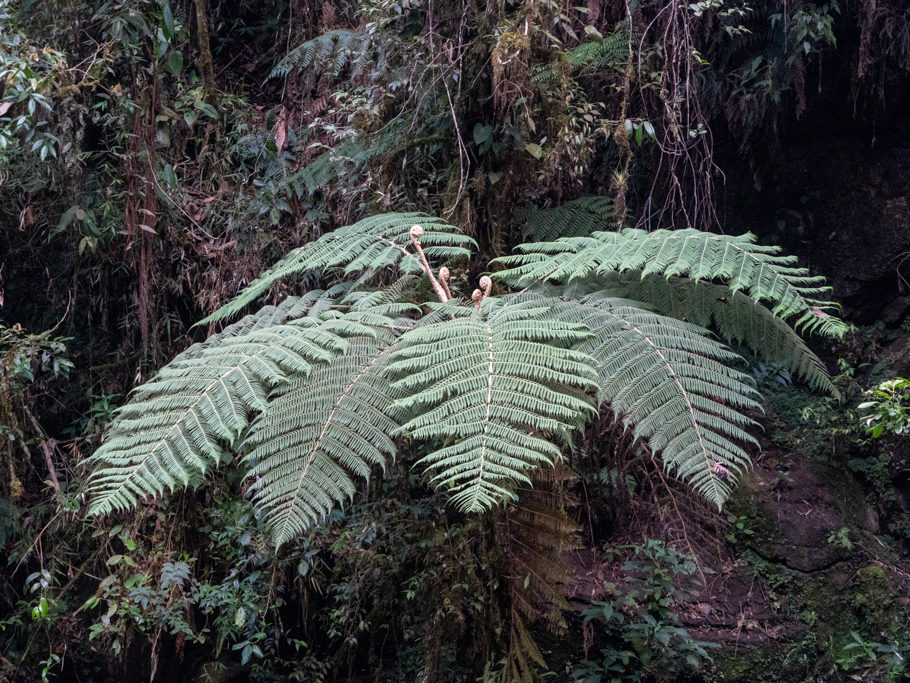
87,208 -> 845,546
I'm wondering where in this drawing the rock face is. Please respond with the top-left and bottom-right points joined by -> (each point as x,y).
743,456 -> 857,573
719,115 -> 910,325
798,141 -> 910,320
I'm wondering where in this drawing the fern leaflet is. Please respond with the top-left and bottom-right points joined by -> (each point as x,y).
493,227 -> 847,337
201,213 -> 475,324
391,302 -> 597,512
85,320 -> 350,515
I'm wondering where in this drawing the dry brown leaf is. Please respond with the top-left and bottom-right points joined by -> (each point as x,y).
273,108 -> 288,154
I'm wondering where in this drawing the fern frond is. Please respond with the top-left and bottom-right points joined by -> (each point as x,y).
201,213 -> 475,324
493,227 -> 847,337
391,303 -> 597,512
190,284 -> 357,342
599,272 -> 836,394
284,138 -> 364,197
85,321 -> 350,515
566,31 -> 631,73
500,467 -> 578,629
523,196 -> 615,242
541,293 -> 761,507
244,334 -> 402,546
285,122 -> 410,198
269,29 -> 369,81
531,30 -> 632,86
507,616 -> 546,682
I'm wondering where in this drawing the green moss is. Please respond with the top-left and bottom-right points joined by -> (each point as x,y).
726,481 -> 784,556
708,644 -> 798,682
852,565 -> 899,634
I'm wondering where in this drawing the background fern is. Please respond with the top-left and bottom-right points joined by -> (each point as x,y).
522,196 -> 615,242
566,31 -> 632,73
532,29 -> 632,86
269,29 -> 372,82
285,122 -> 415,199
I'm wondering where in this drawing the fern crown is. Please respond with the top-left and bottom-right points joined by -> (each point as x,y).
86,206 -> 846,545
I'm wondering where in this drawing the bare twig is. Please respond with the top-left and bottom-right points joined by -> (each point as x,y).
22,406 -> 60,495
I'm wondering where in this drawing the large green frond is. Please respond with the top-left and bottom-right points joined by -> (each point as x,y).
493,227 -> 847,337
244,334 -> 403,546
85,320 -> 349,515
543,293 -> 761,507
598,271 -> 836,394
522,196 -> 615,242
189,284 -> 356,343
390,303 -> 597,512
201,213 -> 475,324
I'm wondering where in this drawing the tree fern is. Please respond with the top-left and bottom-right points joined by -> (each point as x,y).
201,213 -> 475,324
390,302 -> 598,511
190,285 -> 356,343
85,320 -> 352,515
87,209 -> 845,542
493,227 -> 848,337
522,196 -> 615,242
